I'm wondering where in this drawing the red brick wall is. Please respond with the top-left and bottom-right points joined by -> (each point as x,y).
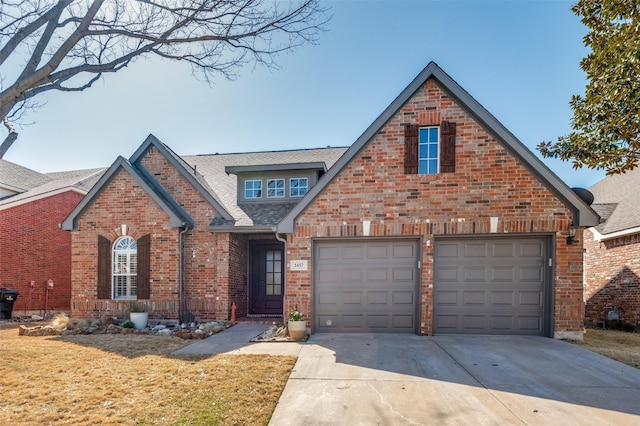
286,78 -> 583,336
0,191 -> 84,314
71,147 -> 227,321
584,229 -> 640,328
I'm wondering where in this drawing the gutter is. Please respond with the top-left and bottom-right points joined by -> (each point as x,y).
178,224 -> 189,324
273,228 -> 288,320
590,225 -> 640,242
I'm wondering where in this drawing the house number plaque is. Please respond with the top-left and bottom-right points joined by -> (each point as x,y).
290,260 -> 308,271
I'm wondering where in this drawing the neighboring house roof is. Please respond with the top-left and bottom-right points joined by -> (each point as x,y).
0,164 -> 106,210
184,147 -> 348,229
0,158 -> 51,195
588,167 -> 640,240
277,61 -> 600,234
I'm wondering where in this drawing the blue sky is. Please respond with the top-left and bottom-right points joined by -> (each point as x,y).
4,0 -> 605,188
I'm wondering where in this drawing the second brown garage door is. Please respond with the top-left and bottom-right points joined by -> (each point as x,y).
314,239 -> 420,333
433,236 -> 552,336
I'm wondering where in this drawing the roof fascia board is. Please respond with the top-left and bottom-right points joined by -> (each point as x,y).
225,162 -> 328,175
208,225 -> 274,234
0,186 -> 86,211
0,183 -> 26,193
590,225 -> 640,242
277,61 -> 599,234
61,157 -> 191,230
131,134 -> 233,221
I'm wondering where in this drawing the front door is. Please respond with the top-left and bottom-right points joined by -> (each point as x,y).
250,241 -> 284,315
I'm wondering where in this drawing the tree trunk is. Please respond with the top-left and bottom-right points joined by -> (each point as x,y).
0,131 -> 18,159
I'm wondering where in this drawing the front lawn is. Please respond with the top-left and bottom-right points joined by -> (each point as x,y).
0,323 -> 295,425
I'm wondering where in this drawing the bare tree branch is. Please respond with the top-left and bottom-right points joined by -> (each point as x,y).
0,0 -> 330,155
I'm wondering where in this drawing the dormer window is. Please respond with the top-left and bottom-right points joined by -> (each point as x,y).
245,180 -> 262,199
267,179 -> 285,198
290,178 -> 308,197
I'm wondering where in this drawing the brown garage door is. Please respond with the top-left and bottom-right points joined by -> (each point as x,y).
434,236 -> 551,336
314,239 -> 419,333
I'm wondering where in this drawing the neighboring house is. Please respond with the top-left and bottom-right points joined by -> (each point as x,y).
62,62 -> 599,339
584,168 -> 640,330
0,159 -> 105,315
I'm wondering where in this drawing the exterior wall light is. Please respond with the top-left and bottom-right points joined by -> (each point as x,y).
566,224 -> 577,245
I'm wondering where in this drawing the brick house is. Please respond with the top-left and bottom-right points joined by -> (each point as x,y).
62,62 -> 599,339
584,168 -> 640,330
0,159 -> 104,315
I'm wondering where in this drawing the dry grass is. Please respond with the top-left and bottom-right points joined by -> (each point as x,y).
577,328 -> 640,369
0,323 -> 296,425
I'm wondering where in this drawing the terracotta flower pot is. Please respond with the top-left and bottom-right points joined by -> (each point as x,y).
288,320 -> 306,340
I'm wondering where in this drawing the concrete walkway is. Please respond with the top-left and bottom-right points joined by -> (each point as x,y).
174,327 -> 640,425
172,323 -> 303,356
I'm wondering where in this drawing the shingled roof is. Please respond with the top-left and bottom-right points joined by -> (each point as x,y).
589,167 -> 640,239
183,147 -> 348,229
0,159 -> 51,195
61,134 -> 348,231
0,161 -> 105,210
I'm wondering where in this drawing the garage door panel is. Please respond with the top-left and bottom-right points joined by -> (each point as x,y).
392,290 -> 414,305
434,237 -> 548,336
436,290 -> 458,305
393,243 -> 417,258
465,243 -> 488,257
393,266 -> 415,282
464,266 -> 486,281
315,239 -> 419,333
520,242 -> 544,257
367,245 -> 389,259
462,291 -> 485,306
367,267 -> 388,281
519,266 -> 543,281
490,266 -> 514,281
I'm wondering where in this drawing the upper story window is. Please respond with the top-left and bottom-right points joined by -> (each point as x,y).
245,179 -> 262,199
267,179 -> 285,198
419,127 -> 439,175
290,178 -> 308,197
404,121 -> 456,175
113,236 -> 137,299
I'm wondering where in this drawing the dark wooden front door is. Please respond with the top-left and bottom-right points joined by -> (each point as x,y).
250,241 -> 284,315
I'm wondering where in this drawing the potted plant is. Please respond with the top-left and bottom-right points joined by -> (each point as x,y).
129,301 -> 148,330
288,310 -> 307,340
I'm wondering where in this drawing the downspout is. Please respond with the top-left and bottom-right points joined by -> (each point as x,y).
273,229 -> 287,320
179,224 -> 189,324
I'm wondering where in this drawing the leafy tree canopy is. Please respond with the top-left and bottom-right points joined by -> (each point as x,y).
539,0 -> 640,175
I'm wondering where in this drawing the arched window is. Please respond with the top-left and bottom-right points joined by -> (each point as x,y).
113,236 -> 137,299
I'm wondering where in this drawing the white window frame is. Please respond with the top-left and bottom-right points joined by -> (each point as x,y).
267,179 -> 285,198
290,177 -> 308,197
112,236 -> 138,300
245,179 -> 263,199
418,126 -> 439,175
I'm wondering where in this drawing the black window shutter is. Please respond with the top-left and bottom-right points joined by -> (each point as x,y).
136,234 -> 151,299
97,235 -> 111,299
404,124 -> 419,174
440,121 -> 456,173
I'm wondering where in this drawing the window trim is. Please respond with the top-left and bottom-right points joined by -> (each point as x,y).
289,177 -> 308,197
267,178 -> 285,198
112,236 -> 138,300
418,125 -> 440,175
244,179 -> 263,199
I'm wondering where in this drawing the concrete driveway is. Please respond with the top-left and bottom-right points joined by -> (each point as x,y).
268,333 -> 640,425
